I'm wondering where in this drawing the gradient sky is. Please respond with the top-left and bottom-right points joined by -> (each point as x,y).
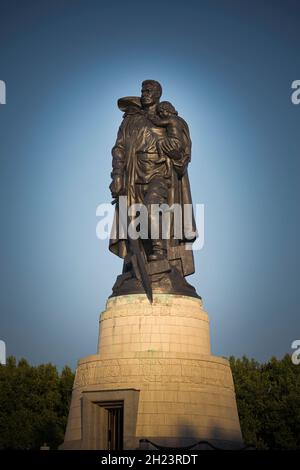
0,0 -> 299,369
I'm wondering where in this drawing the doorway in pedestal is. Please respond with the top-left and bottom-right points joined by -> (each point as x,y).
101,401 -> 124,450
80,388 -> 139,450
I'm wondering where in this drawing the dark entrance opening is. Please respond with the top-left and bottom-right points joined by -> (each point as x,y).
101,401 -> 124,450
81,390 -> 139,450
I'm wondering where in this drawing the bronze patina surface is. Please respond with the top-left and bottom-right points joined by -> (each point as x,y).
109,80 -> 199,301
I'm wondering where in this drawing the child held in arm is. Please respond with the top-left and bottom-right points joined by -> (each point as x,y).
149,101 -> 184,160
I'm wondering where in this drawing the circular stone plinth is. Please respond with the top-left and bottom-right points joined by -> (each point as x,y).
98,294 -> 210,357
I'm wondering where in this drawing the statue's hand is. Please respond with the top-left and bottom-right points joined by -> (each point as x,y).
167,149 -> 182,160
110,175 -> 124,198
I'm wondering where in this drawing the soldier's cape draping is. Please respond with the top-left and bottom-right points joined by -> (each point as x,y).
109,96 -> 198,260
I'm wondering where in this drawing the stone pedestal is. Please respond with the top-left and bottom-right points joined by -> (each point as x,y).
61,294 -> 243,449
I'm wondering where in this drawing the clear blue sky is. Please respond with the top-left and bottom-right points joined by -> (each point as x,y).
0,0 -> 299,369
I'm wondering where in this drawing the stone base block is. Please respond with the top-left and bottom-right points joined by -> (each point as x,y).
61,294 -> 243,450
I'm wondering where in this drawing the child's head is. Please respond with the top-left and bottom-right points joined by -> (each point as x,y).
157,101 -> 178,118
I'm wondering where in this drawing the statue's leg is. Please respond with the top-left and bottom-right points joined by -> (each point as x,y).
144,177 -> 169,261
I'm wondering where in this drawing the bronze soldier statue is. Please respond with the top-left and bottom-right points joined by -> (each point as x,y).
109,80 -> 199,301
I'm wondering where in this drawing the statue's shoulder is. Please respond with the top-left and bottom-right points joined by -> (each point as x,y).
117,96 -> 142,117
175,114 -> 191,159
176,115 -> 190,135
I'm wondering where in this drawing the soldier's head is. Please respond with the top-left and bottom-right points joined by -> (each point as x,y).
141,80 -> 162,108
157,101 -> 178,118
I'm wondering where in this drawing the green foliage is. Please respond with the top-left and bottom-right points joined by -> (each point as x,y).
230,354 -> 300,449
0,357 -> 74,449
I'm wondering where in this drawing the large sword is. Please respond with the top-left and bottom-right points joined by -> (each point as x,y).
112,197 -> 153,303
